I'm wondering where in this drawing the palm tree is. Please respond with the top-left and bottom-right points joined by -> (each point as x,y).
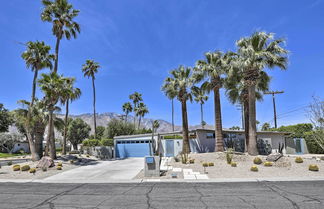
122,102 -> 133,123
21,41 -> 54,106
82,60 -> 100,139
224,66 -> 270,151
41,0 -> 80,73
192,85 -> 208,129
236,31 -> 288,155
162,65 -> 194,154
162,84 -> 177,132
38,72 -> 67,159
194,51 -> 233,152
129,92 -> 143,128
60,78 -> 81,155
135,102 -> 149,129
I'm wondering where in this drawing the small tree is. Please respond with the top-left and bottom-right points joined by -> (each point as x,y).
261,123 -> 271,131
105,118 -> 135,139
67,118 -> 91,150
96,126 -> 105,139
308,97 -> 324,150
0,104 -> 13,133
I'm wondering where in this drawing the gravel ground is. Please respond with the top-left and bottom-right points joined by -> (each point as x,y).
166,152 -> 324,179
0,155 -> 98,180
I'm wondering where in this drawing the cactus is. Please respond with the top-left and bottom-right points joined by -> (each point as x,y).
189,159 -> 195,164
309,164 -> 319,172
21,165 -> 30,171
57,166 -> 62,170
295,157 -> 303,163
7,161 -> 13,166
250,165 -> 258,172
226,148 -> 234,164
208,162 -> 214,166
264,161 -> 273,167
253,157 -> 262,165
13,165 -> 20,171
29,168 -> 36,174
231,162 -> 237,167
57,162 -> 63,167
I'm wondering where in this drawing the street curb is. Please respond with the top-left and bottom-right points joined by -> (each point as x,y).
1,177 -> 324,183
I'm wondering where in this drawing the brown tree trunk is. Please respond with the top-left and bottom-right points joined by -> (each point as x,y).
34,123 -> 45,158
138,116 -> 142,129
26,132 -> 40,161
31,69 -> 38,106
171,99 -> 174,132
62,99 -> 69,155
181,99 -> 190,154
243,98 -> 249,152
214,87 -> 223,152
53,34 -> 61,73
247,85 -> 258,155
201,103 -> 204,129
73,143 -> 78,150
92,77 -> 97,139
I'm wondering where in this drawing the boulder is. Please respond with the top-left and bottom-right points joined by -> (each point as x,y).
266,153 -> 283,162
36,156 -> 55,168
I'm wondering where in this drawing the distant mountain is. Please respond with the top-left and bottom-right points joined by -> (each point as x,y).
8,112 -> 215,137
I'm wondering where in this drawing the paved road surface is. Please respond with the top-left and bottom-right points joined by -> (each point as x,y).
1,181 -> 323,208
42,158 -> 144,183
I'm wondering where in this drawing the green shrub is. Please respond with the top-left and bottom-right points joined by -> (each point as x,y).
42,167 -> 47,172
180,152 -> 188,164
226,148 -> 234,164
231,162 -> 237,167
189,159 -> 195,164
86,154 -> 90,158
69,150 -> 80,154
29,168 -> 36,174
57,162 -> 63,167
264,161 -> 273,167
57,166 -> 62,170
309,164 -> 319,171
7,161 -> 13,166
202,162 -> 209,167
163,135 -> 183,139
12,165 -> 20,171
208,162 -> 214,166
253,157 -> 262,165
250,165 -> 258,172
82,139 -> 100,147
295,157 -> 303,163
21,165 -> 30,171
305,131 -> 324,154
174,156 -> 180,162
100,138 -> 114,146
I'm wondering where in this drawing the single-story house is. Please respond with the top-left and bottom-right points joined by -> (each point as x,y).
113,129 -> 308,158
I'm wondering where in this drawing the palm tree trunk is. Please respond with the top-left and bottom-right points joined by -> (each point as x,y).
171,99 -> 174,132
181,99 -> 190,154
92,77 -> 97,139
53,35 -> 61,73
31,70 -> 38,106
201,103 -> 204,129
247,85 -> 258,155
214,87 -> 223,152
45,110 -> 53,157
26,131 -> 39,161
35,125 -> 45,159
243,99 -> 249,152
125,113 -> 128,123
138,116 -> 142,129
62,99 -> 69,155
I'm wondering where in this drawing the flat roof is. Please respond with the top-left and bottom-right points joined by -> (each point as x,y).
114,128 -> 291,139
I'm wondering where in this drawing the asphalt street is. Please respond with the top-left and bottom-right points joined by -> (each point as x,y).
0,181 -> 323,209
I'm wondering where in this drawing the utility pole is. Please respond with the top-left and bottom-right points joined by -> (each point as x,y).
236,104 -> 244,130
264,91 -> 284,128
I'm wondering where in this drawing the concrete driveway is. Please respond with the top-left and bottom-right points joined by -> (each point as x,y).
41,158 -> 144,183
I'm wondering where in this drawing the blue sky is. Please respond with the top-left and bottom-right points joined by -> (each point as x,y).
0,0 -> 323,128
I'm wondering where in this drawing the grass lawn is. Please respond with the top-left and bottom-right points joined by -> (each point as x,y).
0,153 -> 25,158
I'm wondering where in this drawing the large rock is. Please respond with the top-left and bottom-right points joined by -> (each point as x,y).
36,156 -> 55,168
266,153 -> 283,162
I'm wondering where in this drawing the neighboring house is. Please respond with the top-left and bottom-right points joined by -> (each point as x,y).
114,128 -> 307,158
11,142 -> 30,153
0,133 -> 30,153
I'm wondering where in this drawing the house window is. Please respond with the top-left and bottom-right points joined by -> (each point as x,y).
206,133 -> 215,139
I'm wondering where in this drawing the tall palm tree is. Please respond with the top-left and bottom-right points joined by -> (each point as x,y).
162,65 -> 194,154
38,72 -> 67,159
60,77 -> 81,155
122,102 -> 133,123
135,102 -> 149,129
194,51 -> 233,152
41,0 -> 80,73
162,85 -> 177,132
225,67 -> 270,151
82,60 -> 100,139
192,85 -> 208,129
236,31 -> 288,155
129,92 -> 143,128
22,41 -> 54,106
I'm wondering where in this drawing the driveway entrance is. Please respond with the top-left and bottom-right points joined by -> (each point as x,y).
42,158 -> 144,183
